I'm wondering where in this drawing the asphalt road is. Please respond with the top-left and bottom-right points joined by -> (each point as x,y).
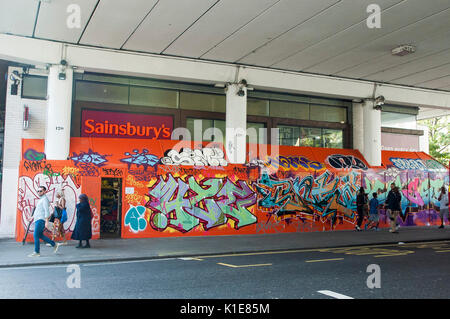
1,240 -> 449,300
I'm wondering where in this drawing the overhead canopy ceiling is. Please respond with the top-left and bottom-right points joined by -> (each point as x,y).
1,0 -> 450,94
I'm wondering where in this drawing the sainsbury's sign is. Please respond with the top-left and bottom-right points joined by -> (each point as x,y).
81,110 -> 173,139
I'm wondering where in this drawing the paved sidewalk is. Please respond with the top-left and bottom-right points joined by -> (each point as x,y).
0,226 -> 449,268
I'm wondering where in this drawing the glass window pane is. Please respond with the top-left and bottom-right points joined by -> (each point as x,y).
270,100 -> 309,120
129,86 -> 178,108
310,105 -> 347,123
22,76 -> 47,99
186,118 -> 213,142
278,125 -> 300,146
180,92 -> 225,113
75,81 -> 129,104
247,98 -> 269,116
300,127 -> 322,147
247,122 -> 266,144
212,120 -> 226,144
322,129 -> 343,148
381,112 -> 417,129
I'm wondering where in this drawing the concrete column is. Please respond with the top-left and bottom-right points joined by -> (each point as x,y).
352,102 -> 364,154
45,65 -> 73,160
362,100 -> 382,166
225,83 -> 247,164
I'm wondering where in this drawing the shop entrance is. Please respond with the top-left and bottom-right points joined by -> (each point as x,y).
100,177 -> 122,238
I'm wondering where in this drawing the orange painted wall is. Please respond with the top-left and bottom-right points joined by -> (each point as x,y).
16,138 -> 448,242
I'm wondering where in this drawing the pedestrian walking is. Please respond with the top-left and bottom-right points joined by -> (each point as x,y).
366,193 -> 380,231
386,184 -> 402,233
51,191 -> 67,245
355,187 -> 367,231
438,186 -> 449,229
71,194 -> 92,248
28,186 -> 61,257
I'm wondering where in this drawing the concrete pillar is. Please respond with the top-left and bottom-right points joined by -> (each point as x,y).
225,83 -> 247,164
352,102 -> 364,154
362,100 -> 382,166
45,65 -> 73,160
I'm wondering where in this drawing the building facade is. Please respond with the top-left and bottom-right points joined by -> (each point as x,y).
0,35 -> 449,240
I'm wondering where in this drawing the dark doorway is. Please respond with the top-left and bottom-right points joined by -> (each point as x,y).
100,178 -> 122,238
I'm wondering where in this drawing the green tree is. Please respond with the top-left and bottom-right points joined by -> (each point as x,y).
418,115 -> 450,166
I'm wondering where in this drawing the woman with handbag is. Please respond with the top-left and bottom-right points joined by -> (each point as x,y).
51,191 -> 67,245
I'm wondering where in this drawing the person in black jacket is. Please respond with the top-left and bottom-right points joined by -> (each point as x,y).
386,184 -> 402,233
355,187 -> 368,231
71,194 -> 92,248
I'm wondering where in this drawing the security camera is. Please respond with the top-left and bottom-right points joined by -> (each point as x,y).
237,89 -> 245,97
10,70 -> 22,81
375,95 -> 385,106
60,59 -> 68,66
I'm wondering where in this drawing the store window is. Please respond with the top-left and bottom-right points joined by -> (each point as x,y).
270,100 -> 309,120
21,75 -> 47,100
186,118 -> 267,144
76,81 -> 129,104
248,98 -> 269,116
322,128 -> 344,148
129,86 -> 178,108
310,105 -> 347,123
180,92 -> 226,112
278,125 -> 343,148
381,111 -> 417,129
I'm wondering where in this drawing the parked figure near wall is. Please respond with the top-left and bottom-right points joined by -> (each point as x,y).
366,192 -> 380,231
355,187 -> 368,231
72,194 -> 92,248
386,184 -> 402,233
28,186 -> 61,257
438,186 -> 449,229
51,191 -> 67,245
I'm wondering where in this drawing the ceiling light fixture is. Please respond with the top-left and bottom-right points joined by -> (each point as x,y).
391,44 -> 416,56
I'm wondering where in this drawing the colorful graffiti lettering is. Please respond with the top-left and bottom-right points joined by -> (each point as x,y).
23,149 -> 46,161
264,156 -> 324,171
62,166 -> 80,177
121,149 -> 159,171
102,168 -> 123,177
390,158 -> 427,171
146,175 -> 256,233
160,147 -> 228,167
71,149 -> 109,167
327,154 -> 368,170
124,205 -> 148,233
18,173 -> 81,233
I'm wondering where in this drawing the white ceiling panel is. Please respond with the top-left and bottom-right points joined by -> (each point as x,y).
275,0 -> 450,72
123,0 -> 216,54
0,0 -> 39,36
79,0 -> 158,48
416,75 -> 450,89
34,0 -> 98,43
304,7 -> 450,76
366,48 -> 450,82
392,63 -> 450,85
162,0 -> 280,58
200,0 -> 339,63
238,0 -> 401,67
335,29 -> 450,79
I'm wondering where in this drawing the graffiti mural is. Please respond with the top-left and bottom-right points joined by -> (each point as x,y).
71,149 -> 110,167
124,205 -> 148,233
146,174 -> 256,233
327,154 -> 368,170
160,147 -> 228,167
16,137 -> 448,242
120,149 -> 159,171
18,173 -> 82,234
